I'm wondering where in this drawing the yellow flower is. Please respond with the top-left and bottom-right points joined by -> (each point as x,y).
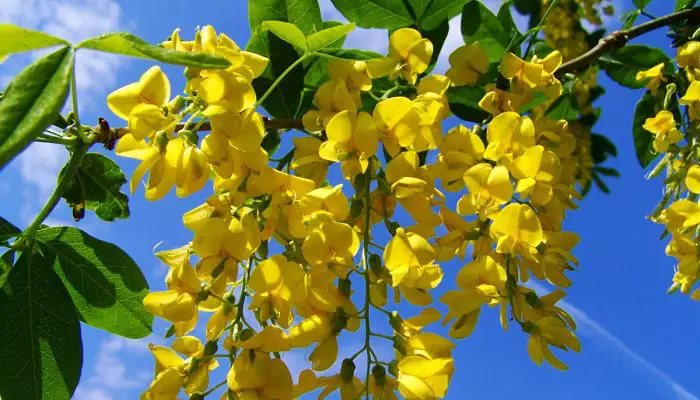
116,134 -> 183,201
412,75 -> 451,152
174,142 -> 210,198
194,69 -> 257,114
655,199 -> 700,233
440,255 -> 506,338
479,86 -> 526,115
431,125 -> 485,192
206,107 -> 265,153
302,220 -> 360,276
291,136 -> 330,186
686,165 -> 700,194
483,111 -> 536,162
680,81 -> 700,120
677,40 -> 700,81
457,163 -> 512,220
108,66 -> 171,131
227,351 -> 294,398
525,316 -> 581,370
635,63 -> 666,95
191,214 -> 261,261
384,228 -> 443,306
368,28 -> 433,84
509,145 -> 562,206
490,203 -> 544,259
385,151 -> 443,229
295,364 -> 364,400
446,42 -> 489,86
500,51 -> 562,89
286,184 -> 351,238
526,231 -> 580,287
319,110 -> 378,182
396,356 -> 454,399
248,255 -> 305,328
328,58 -> 372,94
374,97 -> 422,156
434,207 -> 483,261
302,79 -> 359,131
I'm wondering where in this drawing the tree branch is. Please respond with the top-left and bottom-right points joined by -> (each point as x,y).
108,117 -> 304,140
557,7 -> 700,75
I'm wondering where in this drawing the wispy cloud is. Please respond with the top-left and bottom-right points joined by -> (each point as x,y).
74,336 -> 152,400
0,0 -> 127,107
530,282 -> 697,400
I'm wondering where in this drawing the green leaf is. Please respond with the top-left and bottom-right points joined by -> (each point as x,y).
419,0 -> 470,31
633,0 -> 652,8
519,91 -> 551,113
0,216 -> 20,237
676,0 -> 698,10
498,2 -> 521,37
594,166 -> 621,177
330,0 -> 414,29
35,226 -> 152,339
422,18 -> 450,74
592,173 -> 611,194
599,45 -> 673,89
632,92 -> 660,168
262,21 -> 309,52
447,86 -> 490,123
545,93 -> 579,120
307,23 -> 355,52
0,24 -> 69,59
316,47 -> 384,60
253,35 -> 306,118
305,21 -> 349,87
461,0 -> 512,61
77,33 -> 230,68
619,9 -> 641,30
247,0 -> 323,58
0,46 -> 73,170
61,153 -> 130,222
261,129 -> 282,156
0,250 -> 83,400
591,133 -> 617,163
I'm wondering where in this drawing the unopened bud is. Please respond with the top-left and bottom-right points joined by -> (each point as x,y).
169,95 -> 187,114
257,240 -> 269,259
340,359 -> 356,383
239,328 -> 255,341
369,254 -> 383,275
203,340 -> 218,356
371,365 -> 387,387
663,83 -> 677,110
524,291 -> 542,308
338,278 -> 352,297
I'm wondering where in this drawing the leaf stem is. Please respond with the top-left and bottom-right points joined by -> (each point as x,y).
524,0 -> 559,57
255,53 -> 311,107
16,143 -> 89,246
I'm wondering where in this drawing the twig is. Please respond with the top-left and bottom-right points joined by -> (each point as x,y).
110,117 -> 304,139
557,7 -> 700,75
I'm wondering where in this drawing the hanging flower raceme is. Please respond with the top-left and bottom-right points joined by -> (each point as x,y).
103,15 -> 601,400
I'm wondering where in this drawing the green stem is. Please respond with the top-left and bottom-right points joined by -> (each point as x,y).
361,160 -> 373,399
18,143 -> 89,244
524,0 -> 559,57
255,54 -> 311,107
201,379 -> 227,397
36,133 -> 78,146
70,69 -> 81,128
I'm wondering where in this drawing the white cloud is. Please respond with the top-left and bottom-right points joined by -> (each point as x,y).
529,282 -> 697,400
17,142 -> 67,198
74,336 -> 151,400
0,0 -> 127,107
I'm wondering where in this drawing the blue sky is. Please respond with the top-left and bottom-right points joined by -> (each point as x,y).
1,0 -> 699,399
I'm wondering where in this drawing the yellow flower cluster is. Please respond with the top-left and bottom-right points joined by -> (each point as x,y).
650,41 -> 700,301
108,25 -> 589,400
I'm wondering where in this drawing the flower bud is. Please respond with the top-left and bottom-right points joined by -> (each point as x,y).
179,129 -> 199,146
372,364 -> 387,387
340,359 -> 356,383
257,240 -> 269,259
521,321 -> 537,334
338,278 -> 352,297
388,359 -> 399,377
524,291 -> 542,308
203,340 -> 218,356
189,393 -> 204,400
369,254 -> 383,275
389,311 -> 402,331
